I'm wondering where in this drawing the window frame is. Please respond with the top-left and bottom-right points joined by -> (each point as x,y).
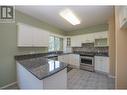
48,34 -> 63,52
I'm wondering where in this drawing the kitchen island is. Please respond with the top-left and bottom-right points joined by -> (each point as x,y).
16,57 -> 67,89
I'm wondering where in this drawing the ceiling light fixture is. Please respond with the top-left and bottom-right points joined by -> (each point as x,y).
59,9 -> 81,25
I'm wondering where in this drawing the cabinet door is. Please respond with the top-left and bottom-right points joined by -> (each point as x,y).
101,57 -> 109,73
71,37 -> 76,47
85,34 -> 94,43
69,54 -> 74,65
58,55 -> 70,64
17,23 -> 33,47
17,23 -> 49,47
95,56 -> 103,71
95,56 -> 109,73
33,28 -> 49,47
69,54 -> 80,67
58,56 -> 65,63
33,27 -> 43,47
71,36 -> 81,47
64,55 -> 70,64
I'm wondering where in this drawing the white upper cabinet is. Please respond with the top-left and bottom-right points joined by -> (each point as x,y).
70,31 -> 108,47
119,6 -> 127,29
71,36 -> 81,47
32,27 -> 49,47
94,38 -> 108,47
17,23 -> 49,47
17,23 -> 33,47
80,34 -> 94,43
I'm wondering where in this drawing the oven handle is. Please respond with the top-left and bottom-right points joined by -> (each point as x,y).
80,56 -> 93,60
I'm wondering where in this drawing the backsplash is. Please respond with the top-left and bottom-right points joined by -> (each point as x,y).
72,43 -> 108,53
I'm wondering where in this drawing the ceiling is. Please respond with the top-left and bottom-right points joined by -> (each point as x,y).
16,6 -> 113,32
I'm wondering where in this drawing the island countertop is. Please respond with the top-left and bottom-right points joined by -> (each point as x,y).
16,57 -> 68,80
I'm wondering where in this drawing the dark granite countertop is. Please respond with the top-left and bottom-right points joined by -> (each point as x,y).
73,51 -> 109,57
44,54 -> 59,58
15,51 -> 108,80
43,53 -> 73,58
17,57 -> 67,80
15,52 -> 75,61
94,52 -> 109,57
15,51 -> 108,61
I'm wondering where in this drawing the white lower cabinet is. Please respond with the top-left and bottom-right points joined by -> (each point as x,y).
58,54 -> 80,68
17,63 -> 67,89
58,55 -> 69,64
69,54 -> 80,68
94,56 -> 109,73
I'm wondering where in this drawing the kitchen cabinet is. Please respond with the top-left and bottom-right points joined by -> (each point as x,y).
69,54 -> 80,68
70,31 -> 108,47
17,23 -> 33,47
94,38 -> 108,47
94,31 -> 108,39
58,54 -> 80,68
63,37 -> 72,53
64,47 -> 72,53
58,55 -> 69,64
17,23 -> 49,47
67,37 -> 71,47
32,27 -> 49,47
17,63 -> 67,89
81,34 -> 94,43
94,56 -> 109,73
71,36 -> 81,47
119,6 -> 127,29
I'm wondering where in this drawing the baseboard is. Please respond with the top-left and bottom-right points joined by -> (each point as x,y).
108,74 -> 115,79
95,70 -> 108,75
95,70 -> 115,79
0,81 -> 17,89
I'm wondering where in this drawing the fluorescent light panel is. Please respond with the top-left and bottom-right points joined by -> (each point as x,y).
59,9 -> 81,25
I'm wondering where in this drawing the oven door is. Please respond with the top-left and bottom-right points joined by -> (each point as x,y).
80,56 -> 93,66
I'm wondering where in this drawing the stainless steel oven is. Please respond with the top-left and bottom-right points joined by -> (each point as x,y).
80,56 -> 94,66
80,55 -> 94,72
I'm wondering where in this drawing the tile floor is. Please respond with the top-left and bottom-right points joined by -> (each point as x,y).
4,69 -> 115,89
67,69 -> 115,89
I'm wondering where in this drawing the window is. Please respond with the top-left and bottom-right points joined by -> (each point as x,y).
49,36 -> 55,51
48,35 -> 63,51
